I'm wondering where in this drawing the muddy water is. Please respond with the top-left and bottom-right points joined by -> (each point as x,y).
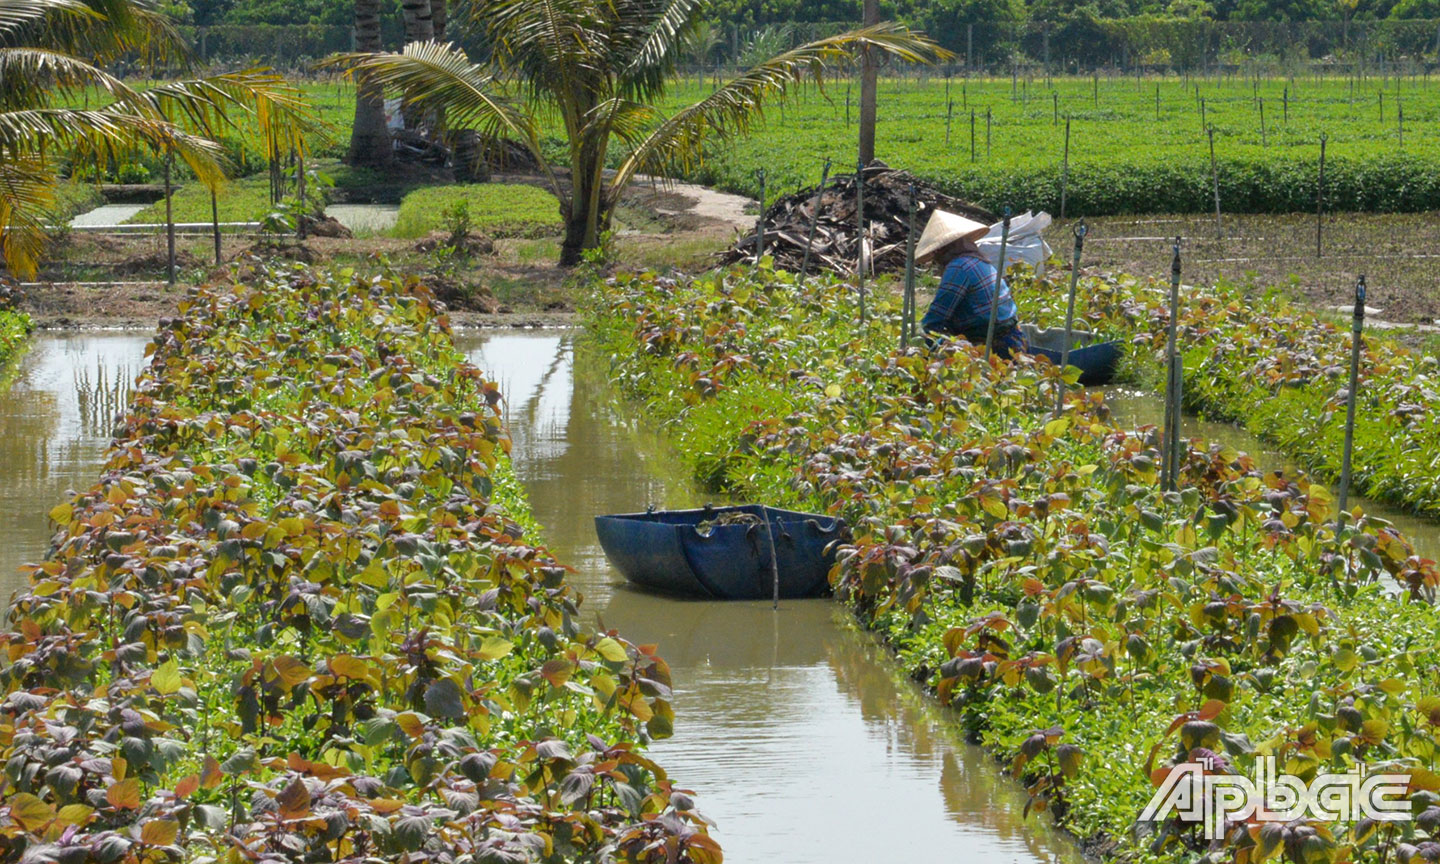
458,331 -> 1081,864
0,333 -> 148,599
1104,388 -> 1440,560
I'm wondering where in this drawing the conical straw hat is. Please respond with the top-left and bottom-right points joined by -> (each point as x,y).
914,209 -> 989,264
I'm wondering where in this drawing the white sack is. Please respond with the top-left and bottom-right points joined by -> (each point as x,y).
977,210 -> 1053,276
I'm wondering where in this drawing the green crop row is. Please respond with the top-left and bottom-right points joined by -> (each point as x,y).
0,265 -> 718,863
1018,267 -> 1440,518
658,75 -> 1440,215
586,263 -> 1440,864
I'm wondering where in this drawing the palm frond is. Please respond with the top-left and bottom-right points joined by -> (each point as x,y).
0,47 -> 132,111
0,155 -> 55,279
612,22 -> 949,198
0,0 -> 93,39
614,0 -> 702,101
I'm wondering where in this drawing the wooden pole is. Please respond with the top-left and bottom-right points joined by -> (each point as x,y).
754,169 -> 766,264
1060,116 -> 1070,220
1055,221 -> 1087,418
983,209 -> 1012,361
164,145 -> 176,287
800,158 -> 832,276
764,510 -> 783,611
902,182 -> 918,348
1162,237 -> 1183,491
1207,126 -> 1221,239
856,159 -> 866,323
1336,275 -> 1366,532
1317,133 -> 1327,258
211,189 -> 222,266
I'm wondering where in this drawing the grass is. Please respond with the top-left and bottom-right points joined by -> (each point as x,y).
128,174 -> 278,224
389,183 -> 562,239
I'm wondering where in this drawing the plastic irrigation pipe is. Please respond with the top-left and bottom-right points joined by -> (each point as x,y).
1055,220 -> 1088,418
983,208 -> 1013,362
1337,274 -> 1366,532
1162,237 -> 1182,491
800,158 -> 832,277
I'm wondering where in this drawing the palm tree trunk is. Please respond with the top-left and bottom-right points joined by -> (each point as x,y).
400,0 -> 434,129
858,0 -> 879,164
347,0 -> 391,166
431,0 -> 445,40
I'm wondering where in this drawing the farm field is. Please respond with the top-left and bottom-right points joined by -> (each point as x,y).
660,73 -> 1440,216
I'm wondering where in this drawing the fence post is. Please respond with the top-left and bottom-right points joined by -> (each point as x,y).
970,109 -> 976,162
211,190 -> 222,266
1200,96 -> 1206,131
1162,237 -> 1183,491
1054,221 -> 1088,418
801,158 -> 832,277
946,99 -> 954,146
754,169 -> 766,264
164,144 -> 176,287
1283,86 -> 1289,122
1260,98 -> 1266,146
856,159 -> 866,323
1336,275 -> 1366,531
1053,91 -> 1058,125
1208,125 -> 1221,239
902,183 -> 918,349
1060,116 -> 1071,220
983,208 -> 1013,361
1316,133 -> 1327,258
1155,82 -> 1160,120
985,106 -> 992,159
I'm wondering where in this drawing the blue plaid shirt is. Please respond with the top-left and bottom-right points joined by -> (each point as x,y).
921,254 -> 1017,342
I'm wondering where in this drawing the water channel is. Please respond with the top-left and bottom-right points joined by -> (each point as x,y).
0,328 -> 1434,861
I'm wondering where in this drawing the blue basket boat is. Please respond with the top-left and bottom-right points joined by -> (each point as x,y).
1021,325 -> 1123,386
594,504 -> 845,600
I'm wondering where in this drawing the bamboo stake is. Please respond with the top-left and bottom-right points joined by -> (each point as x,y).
1317,133 -> 1327,258
1336,275 -> 1366,532
983,209 -> 1012,362
985,106 -> 991,159
164,145 -> 176,287
800,158 -> 832,277
856,159 -> 866,324
211,189 -> 222,266
970,109 -> 976,162
1054,220 -> 1088,418
946,99 -> 954,146
1060,116 -> 1070,220
1207,126 -> 1221,239
764,509 -> 783,611
1162,237 -> 1182,491
754,168 -> 766,264
902,182 -> 918,349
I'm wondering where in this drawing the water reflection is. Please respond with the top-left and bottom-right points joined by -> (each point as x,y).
0,333 -> 148,598
460,331 -> 1080,864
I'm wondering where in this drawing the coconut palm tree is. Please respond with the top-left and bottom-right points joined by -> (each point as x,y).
335,2 -> 947,265
347,0 -> 391,166
0,0 -> 313,278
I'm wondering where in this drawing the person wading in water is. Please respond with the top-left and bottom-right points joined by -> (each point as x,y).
915,210 -> 1026,358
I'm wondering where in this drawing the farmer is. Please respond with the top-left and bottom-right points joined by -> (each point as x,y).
915,210 -> 1026,358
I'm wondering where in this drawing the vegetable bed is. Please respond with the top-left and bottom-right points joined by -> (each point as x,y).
0,266 -> 717,863
587,264 -> 1440,864
1019,268 -> 1440,518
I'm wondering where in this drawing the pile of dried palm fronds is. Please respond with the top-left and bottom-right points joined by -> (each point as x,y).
721,161 -> 995,275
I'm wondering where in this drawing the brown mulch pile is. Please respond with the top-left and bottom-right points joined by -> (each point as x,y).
114,249 -> 201,276
721,161 -> 995,276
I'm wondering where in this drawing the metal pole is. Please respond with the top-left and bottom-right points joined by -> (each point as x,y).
754,169 -> 766,264
1336,275 -> 1366,532
985,106 -> 991,159
903,183 -> 918,349
1316,133 -> 1327,258
856,159 -> 866,323
800,158 -> 832,277
1060,116 -> 1070,221
946,99 -> 954,147
970,110 -> 976,162
983,209 -> 1012,361
1162,237 -> 1182,491
1207,125 -> 1221,239
1260,98 -> 1266,146
1055,221 -> 1088,418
